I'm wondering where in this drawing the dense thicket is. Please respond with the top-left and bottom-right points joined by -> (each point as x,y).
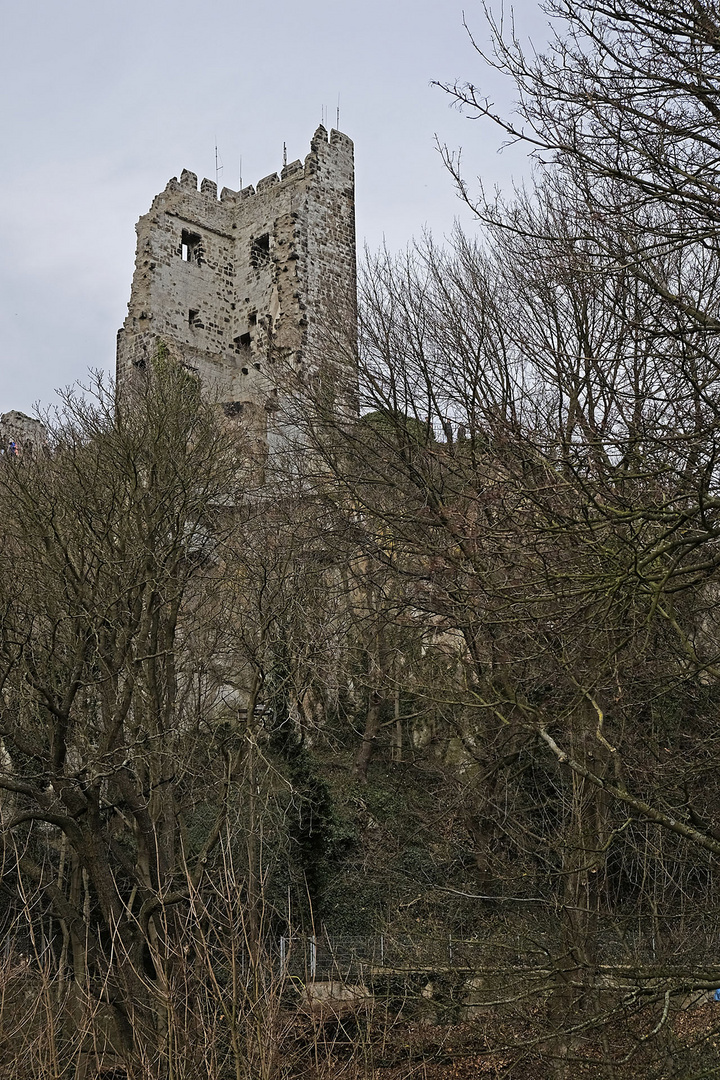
287,0 -> 720,1073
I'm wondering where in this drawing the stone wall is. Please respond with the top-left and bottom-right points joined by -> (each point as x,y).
0,411 -> 47,460
116,126 -> 356,445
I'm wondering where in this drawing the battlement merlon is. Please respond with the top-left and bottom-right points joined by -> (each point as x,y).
116,127 -> 356,442
147,127 -> 353,212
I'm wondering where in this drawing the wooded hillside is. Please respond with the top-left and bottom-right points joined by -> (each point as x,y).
5,1 -> 720,1076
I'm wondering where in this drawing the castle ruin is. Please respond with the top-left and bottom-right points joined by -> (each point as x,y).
116,126 -> 356,445
0,411 -> 47,460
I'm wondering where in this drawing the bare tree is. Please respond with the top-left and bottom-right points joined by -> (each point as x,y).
0,358 -> 270,1075
287,202 -> 720,1071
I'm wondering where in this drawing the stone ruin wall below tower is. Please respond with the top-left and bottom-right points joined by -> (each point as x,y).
116,126 -> 356,445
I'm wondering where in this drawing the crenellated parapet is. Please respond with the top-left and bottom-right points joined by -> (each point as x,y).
152,127 -> 351,212
117,126 -> 356,450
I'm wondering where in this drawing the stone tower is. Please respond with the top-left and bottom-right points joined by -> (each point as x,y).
117,126 -> 356,443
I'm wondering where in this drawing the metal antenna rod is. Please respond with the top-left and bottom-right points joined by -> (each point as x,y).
215,142 -> 223,193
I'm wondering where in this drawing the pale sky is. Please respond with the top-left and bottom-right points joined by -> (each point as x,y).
0,0 -> 547,414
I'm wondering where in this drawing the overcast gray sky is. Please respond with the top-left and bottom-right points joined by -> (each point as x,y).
0,0 -> 547,415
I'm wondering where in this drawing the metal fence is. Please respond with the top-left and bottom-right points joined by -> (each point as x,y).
274,932 -> 522,982
269,919 -> 720,983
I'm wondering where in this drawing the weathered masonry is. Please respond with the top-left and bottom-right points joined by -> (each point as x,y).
0,411 -> 47,460
117,126 -> 356,443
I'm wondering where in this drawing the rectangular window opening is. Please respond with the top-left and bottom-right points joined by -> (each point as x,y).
181,230 -> 202,263
189,308 -> 201,328
250,233 -> 271,268
235,332 -> 251,348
